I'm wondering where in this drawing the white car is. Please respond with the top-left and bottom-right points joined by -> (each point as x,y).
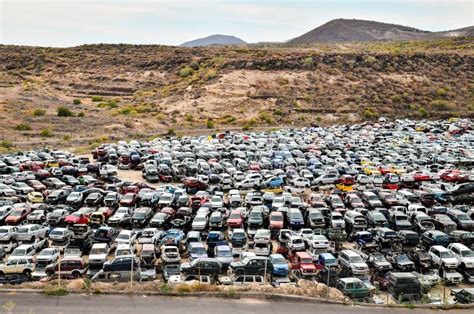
337,250 -> 369,275
448,243 -> 474,268
114,230 -> 137,246
192,214 -> 208,231
309,234 -> 329,249
36,248 -> 60,264
88,243 -> 111,267
8,244 -> 37,261
429,245 -> 460,269
253,229 -> 271,244
287,235 -> 305,252
15,224 -> 48,242
161,246 -> 181,264
291,177 -> 311,188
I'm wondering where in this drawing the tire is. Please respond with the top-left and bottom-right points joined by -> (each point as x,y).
72,271 -> 81,278
258,268 -> 265,276
235,269 -> 244,276
23,269 -> 31,277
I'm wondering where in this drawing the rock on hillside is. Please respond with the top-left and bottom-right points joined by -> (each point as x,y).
180,34 -> 246,47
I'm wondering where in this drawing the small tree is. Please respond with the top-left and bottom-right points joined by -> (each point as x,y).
73,99 -> 81,105
179,66 -> 194,78
14,123 -> 32,131
33,109 -> 46,116
57,106 -> 74,117
206,120 -> 215,129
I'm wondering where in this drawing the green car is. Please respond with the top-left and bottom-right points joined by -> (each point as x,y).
336,278 -> 370,300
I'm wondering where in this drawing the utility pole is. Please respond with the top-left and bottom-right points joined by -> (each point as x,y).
130,256 -> 133,291
326,267 -> 330,300
58,255 -> 61,288
264,257 -> 268,285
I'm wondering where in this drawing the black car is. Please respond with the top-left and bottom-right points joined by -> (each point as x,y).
230,256 -> 273,276
149,212 -> 171,229
103,256 -> 140,272
46,189 -> 70,205
388,272 -> 422,302
398,230 -> 420,247
451,288 -> 474,304
85,193 -> 104,207
180,258 -> 221,277
0,274 -> 29,285
131,207 -> 153,228
93,226 -> 118,245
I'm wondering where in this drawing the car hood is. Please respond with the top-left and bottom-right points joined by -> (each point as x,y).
217,256 -> 233,264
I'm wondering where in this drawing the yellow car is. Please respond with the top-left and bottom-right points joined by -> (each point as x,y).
262,187 -> 283,194
44,160 -> 59,168
336,183 -> 353,192
27,191 -> 44,203
391,166 -> 407,175
360,160 -> 373,166
364,166 -> 381,176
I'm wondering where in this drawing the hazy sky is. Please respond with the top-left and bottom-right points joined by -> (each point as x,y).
1,0 -> 473,47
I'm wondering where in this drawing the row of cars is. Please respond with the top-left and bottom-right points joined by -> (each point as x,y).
0,118 -> 473,303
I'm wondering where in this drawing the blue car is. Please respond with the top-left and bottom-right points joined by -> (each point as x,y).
265,176 -> 284,188
269,253 -> 288,276
188,242 -> 208,261
160,229 -> 185,246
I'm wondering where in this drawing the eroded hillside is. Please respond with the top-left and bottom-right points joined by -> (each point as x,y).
0,38 -> 473,149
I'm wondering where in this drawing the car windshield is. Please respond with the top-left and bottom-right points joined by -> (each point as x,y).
349,256 -> 364,263
194,216 -> 206,222
232,233 -> 245,239
90,247 -> 107,254
440,251 -> 453,258
117,233 -> 130,240
218,249 -> 232,257
17,227 -> 29,234
301,257 -> 312,263
0,228 -> 9,234
133,212 -> 146,219
191,247 -> 206,254
271,215 -> 283,221
458,214 -> 470,220
39,249 -> 54,256
10,209 -> 23,217
461,250 -> 474,257
49,230 -> 64,236
272,257 -> 286,264
12,249 -> 26,256
396,254 -> 410,262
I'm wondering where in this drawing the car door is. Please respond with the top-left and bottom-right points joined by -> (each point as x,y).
6,259 -> 18,273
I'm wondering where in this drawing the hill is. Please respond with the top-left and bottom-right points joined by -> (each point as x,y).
180,34 -> 246,47
0,38 -> 472,150
288,19 -> 472,44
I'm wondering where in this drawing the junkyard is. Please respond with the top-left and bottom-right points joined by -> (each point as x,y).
0,118 -> 473,306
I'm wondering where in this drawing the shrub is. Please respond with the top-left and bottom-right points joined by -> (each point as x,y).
33,109 -> 46,116
97,100 -> 118,109
274,109 -> 283,116
242,124 -> 252,131
91,96 -> 104,102
205,69 -> 218,80
301,57 -> 314,68
206,120 -> 215,129
259,111 -> 274,124
78,112 -> 85,117
224,115 -> 236,123
63,134 -> 71,141
185,114 -> 194,122
160,283 -> 172,293
43,287 -> 68,296
418,107 -> 428,117
179,66 -> 194,78
362,107 -> 379,120
14,123 -> 32,131
430,100 -> 453,111
57,106 -> 74,117
468,103 -> 474,111
73,99 -> 81,105
189,60 -> 200,70
436,88 -> 447,97
364,56 -> 377,64
40,128 -> 53,137
166,128 -> 176,136
0,141 -> 13,148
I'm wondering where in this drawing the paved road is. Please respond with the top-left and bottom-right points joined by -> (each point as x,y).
0,293 -> 457,314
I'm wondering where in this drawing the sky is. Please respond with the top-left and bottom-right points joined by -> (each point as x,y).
1,0 -> 473,47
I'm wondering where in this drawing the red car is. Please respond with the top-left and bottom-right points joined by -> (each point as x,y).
65,208 -> 93,225
188,196 -> 207,210
182,177 -> 207,192
96,206 -> 114,219
120,193 -> 137,206
249,162 -> 261,172
378,165 -> 392,175
5,207 -> 32,225
26,180 -> 47,192
440,170 -> 469,183
412,171 -> 431,182
227,209 -> 244,228
121,185 -> 140,195
289,252 -> 317,277
269,212 -> 284,232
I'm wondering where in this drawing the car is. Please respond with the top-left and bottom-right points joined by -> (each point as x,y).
0,257 -> 35,277
16,224 -> 48,242
161,245 -> 181,264
36,248 -> 60,264
230,256 -> 272,276
336,277 -> 371,300
269,253 -> 289,277
451,288 -> 474,304
214,245 -> 233,268
448,243 -> 474,269
188,242 -> 208,261
429,245 -> 461,269
388,272 -> 422,302
181,258 -> 221,277
337,250 -> 369,275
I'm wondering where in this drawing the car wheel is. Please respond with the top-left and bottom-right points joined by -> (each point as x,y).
23,269 -> 31,277
235,269 -> 244,276
72,271 -> 81,278
258,269 -> 265,276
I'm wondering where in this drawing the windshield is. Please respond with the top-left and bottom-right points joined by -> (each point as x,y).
272,257 -> 286,264
461,250 -> 474,257
117,233 -> 130,240
133,212 -> 146,219
271,215 -> 283,221
191,247 -> 206,255
12,249 -> 26,256
10,209 -> 24,217
17,227 -> 29,233
90,247 -> 107,255
0,228 -> 9,234
440,251 -> 453,258
49,230 -> 64,236
349,256 -> 364,263
396,254 -> 410,262
218,249 -> 232,257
